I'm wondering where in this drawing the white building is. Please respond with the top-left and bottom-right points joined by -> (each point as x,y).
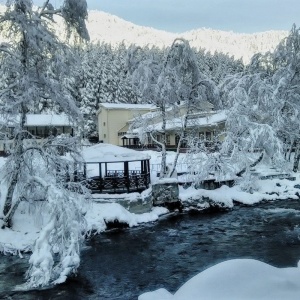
96,103 -> 155,146
0,114 -> 74,155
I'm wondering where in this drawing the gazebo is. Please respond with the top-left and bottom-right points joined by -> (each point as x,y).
121,134 -> 140,149
76,144 -> 151,194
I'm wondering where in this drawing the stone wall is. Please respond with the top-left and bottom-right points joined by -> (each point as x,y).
152,179 -> 179,206
92,189 -> 152,214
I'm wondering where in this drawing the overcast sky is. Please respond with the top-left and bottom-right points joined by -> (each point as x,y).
31,0 -> 300,33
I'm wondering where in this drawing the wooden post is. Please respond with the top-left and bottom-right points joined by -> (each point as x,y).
84,163 -> 87,178
99,162 -> 102,178
74,162 -> 77,182
141,160 -> 144,174
98,163 -> 103,193
124,161 -> 129,192
146,159 -> 149,173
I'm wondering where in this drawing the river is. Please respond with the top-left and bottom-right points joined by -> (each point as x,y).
1,199 -> 300,299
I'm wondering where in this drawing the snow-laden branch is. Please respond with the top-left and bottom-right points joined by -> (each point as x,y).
0,45 -> 21,60
40,8 -> 62,17
38,1 -> 51,17
0,82 -> 18,98
25,175 -> 87,288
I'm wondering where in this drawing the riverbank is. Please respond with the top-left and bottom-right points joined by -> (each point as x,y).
1,170 -> 299,255
0,200 -> 169,255
180,173 -> 300,209
1,145 -> 300,294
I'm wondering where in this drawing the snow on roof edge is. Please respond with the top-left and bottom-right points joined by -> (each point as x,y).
98,103 -> 156,110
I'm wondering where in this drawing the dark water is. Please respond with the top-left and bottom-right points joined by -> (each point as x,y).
2,199 -> 300,300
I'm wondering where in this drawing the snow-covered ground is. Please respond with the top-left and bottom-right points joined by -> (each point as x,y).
1,144 -> 300,254
139,259 -> 300,300
1,143 -> 300,297
180,175 -> 300,208
0,199 -> 169,255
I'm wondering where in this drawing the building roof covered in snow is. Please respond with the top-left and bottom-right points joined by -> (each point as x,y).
132,110 -> 227,132
98,103 -> 156,111
0,114 -> 72,127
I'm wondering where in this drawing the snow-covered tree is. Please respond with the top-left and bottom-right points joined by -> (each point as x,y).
270,25 -> 300,171
220,24 -> 300,173
99,44 -> 139,105
185,134 -> 236,186
77,44 -> 103,138
0,0 -> 89,287
130,38 -> 219,178
220,72 -> 285,172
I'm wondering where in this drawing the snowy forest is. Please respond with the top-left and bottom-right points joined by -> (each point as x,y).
1,0 -> 300,297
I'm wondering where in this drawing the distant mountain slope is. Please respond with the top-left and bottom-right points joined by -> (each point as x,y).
87,10 -> 177,47
86,10 -> 288,64
0,5 -> 288,64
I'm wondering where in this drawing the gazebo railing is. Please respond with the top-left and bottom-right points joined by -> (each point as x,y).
71,159 -> 151,194
85,170 -> 150,194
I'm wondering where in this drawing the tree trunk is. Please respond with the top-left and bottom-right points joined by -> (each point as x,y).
169,114 -> 188,178
293,146 -> 300,172
3,108 -> 26,226
2,197 -> 22,228
160,104 -> 167,179
236,152 -> 264,177
288,140 -> 295,161
169,82 -> 200,178
2,22 -> 29,227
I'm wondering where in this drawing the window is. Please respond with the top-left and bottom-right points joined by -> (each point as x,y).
166,134 -> 170,145
103,122 -> 106,126
104,134 -> 106,138
206,132 -> 212,140
37,127 -> 43,136
175,134 -> 187,148
118,131 -> 127,136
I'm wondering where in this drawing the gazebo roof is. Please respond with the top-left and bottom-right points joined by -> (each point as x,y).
82,143 -> 150,163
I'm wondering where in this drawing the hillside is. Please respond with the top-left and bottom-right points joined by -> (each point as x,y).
0,5 -> 289,64
86,10 -> 288,64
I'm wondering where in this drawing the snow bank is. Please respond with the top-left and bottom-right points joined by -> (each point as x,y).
139,259 -> 300,300
179,172 -> 300,208
85,202 -> 168,233
2,146 -> 300,254
0,201 -> 168,254
0,226 -> 36,255
0,201 -> 48,254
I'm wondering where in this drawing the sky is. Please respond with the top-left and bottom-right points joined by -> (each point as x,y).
27,0 -> 300,33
